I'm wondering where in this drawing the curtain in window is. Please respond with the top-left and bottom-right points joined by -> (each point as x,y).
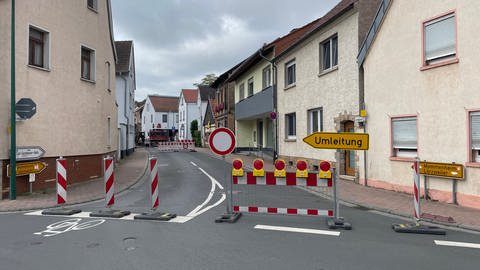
332,36 -> 338,66
323,42 -> 331,69
425,15 -> 455,60
392,118 -> 417,149
472,113 -> 480,149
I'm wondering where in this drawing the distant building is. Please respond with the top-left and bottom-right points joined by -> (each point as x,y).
142,95 -> 179,141
115,40 -> 136,159
178,89 -> 198,140
197,85 -> 216,145
134,99 -> 146,144
0,0 -> 117,197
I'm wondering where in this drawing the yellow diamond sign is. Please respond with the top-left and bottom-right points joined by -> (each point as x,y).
303,132 -> 369,150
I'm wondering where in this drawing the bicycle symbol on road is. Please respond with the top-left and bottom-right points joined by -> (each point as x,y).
34,218 -> 106,237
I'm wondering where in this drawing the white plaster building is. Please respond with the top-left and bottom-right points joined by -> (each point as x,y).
141,95 -> 179,141
178,89 -> 199,140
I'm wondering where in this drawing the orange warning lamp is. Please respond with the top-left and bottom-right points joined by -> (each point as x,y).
274,159 -> 286,177
296,160 -> 308,178
319,161 -> 332,179
232,159 -> 244,177
253,159 -> 265,177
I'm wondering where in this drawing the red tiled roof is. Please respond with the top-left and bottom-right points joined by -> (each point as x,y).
182,89 -> 198,103
149,95 -> 179,112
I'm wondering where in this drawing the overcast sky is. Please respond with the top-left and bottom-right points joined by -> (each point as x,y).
111,0 -> 340,101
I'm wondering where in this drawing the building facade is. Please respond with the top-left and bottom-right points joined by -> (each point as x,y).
141,95 -> 179,141
115,40 -> 136,159
0,0 -> 117,197
197,85 -> 216,145
359,0 -> 480,209
178,89 -> 199,140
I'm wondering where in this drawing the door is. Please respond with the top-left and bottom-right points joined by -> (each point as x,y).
257,120 -> 263,148
344,121 -> 355,176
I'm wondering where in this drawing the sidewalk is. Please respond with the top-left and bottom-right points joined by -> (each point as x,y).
0,148 -> 148,212
196,147 -> 480,232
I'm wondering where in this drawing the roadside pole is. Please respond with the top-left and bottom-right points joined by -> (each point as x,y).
10,0 -> 16,200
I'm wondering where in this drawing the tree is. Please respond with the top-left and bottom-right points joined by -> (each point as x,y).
194,73 -> 218,86
190,120 -> 201,147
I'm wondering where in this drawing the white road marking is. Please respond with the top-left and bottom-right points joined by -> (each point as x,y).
189,193 -> 226,217
434,240 -> 480,249
24,211 -> 192,223
254,225 -> 341,236
34,218 -> 106,237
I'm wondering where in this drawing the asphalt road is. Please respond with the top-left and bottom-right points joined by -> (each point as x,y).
1,149 -> 480,270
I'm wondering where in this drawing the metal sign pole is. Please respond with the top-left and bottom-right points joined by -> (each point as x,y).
223,155 -> 231,214
333,166 -> 339,220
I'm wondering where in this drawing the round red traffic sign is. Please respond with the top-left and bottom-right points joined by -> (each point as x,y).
209,128 -> 236,156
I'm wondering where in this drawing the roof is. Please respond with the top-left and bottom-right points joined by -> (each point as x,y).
203,99 -> 216,126
275,0 -> 358,60
211,61 -> 244,88
148,95 -> 179,112
198,85 -> 216,101
115,40 -> 133,73
357,0 -> 391,66
181,89 -> 198,103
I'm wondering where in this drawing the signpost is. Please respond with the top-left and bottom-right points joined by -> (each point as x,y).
16,146 -> 45,161
7,161 -> 47,177
15,98 -> 37,120
210,128 -> 241,223
303,132 -> 369,150
418,161 -> 464,180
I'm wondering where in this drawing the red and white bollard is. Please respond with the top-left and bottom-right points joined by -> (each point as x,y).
150,157 -> 159,210
56,157 -> 67,205
104,156 -> 115,207
413,158 -> 421,220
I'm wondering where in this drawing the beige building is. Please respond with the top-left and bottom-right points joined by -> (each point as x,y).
359,0 -> 480,209
0,0 -> 117,197
276,0 -> 379,179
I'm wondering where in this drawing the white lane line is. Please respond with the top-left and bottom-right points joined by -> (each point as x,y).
434,240 -> 480,249
190,162 -> 198,167
190,193 -> 226,217
197,167 -> 224,190
254,225 -> 341,236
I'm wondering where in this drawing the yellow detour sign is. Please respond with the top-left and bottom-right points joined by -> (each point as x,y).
7,161 -> 48,177
419,162 -> 464,180
303,132 -> 369,150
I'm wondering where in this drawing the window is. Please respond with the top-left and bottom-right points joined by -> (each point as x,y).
262,66 -> 271,89
320,35 -> 338,71
151,115 -> 153,123
81,46 -> 95,81
176,114 -> 179,123
107,117 -> 111,147
308,108 -> 323,134
162,114 -> 168,123
285,60 -> 296,87
423,12 -> 456,66
87,0 -> 98,11
247,77 -> 254,97
392,117 -> 417,158
29,26 -> 49,69
285,113 -> 296,139
239,83 -> 245,100
471,112 -> 480,162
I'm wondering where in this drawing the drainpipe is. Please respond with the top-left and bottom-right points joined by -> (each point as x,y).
259,49 -> 278,162
120,75 -> 129,157
10,0 -> 16,200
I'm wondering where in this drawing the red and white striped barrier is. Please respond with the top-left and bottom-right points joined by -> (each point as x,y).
413,158 -> 420,220
158,140 -> 195,152
233,206 -> 334,217
56,158 -> 67,205
233,172 -> 332,187
104,157 -> 115,207
150,157 -> 159,210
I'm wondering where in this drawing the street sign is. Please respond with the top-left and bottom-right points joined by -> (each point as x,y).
15,98 -> 37,119
419,161 -> 464,180
16,146 -> 45,161
7,161 -> 48,177
209,127 -> 236,156
303,132 -> 369,150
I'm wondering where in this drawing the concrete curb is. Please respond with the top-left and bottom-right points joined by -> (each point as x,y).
0,149 -> 149,213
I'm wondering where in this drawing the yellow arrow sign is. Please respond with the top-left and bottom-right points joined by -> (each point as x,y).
303,132 -> 369,150
7,161 -> 48,177
419,161 -> 464,180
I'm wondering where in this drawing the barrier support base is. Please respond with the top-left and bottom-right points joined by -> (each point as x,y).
42,207 -> 82,216
327,218 -> 352,230
90,209 -> 131,218
392,223 -> 446,235
134,211 -> 177,221
215,212 -> 242,223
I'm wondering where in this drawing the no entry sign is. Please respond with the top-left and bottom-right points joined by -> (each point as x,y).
209,128 -> 236,156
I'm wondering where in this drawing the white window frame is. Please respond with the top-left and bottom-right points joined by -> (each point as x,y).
239,83 -> 245,101
162,114 -> 168,123
262,66 -> 271,89
80,45 -> 96,82
320,34 -> 338,71
247,77 -> 254,97
391,116 -> 417,158
285,60 -> 296,88
308,108 -> 323,134
285,113 -> 296,140
423,12 -> 457,66
28,24 -> 50,70
470,111 -> 480,162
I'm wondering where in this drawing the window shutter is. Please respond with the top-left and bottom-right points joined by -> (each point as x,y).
425,15 -> 455,60
472,113 -> 480,149
392,117 -> 417,149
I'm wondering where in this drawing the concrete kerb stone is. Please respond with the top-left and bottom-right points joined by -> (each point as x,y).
0,149 -> 150,213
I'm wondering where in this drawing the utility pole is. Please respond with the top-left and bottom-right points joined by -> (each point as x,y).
10,0 -> 16,200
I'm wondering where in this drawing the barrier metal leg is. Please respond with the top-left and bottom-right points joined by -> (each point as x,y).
216,156 -> 241,223
327,167 -> 352,230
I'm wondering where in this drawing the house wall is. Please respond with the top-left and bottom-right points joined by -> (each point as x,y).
141,98 -> 155,133
0,0 -> 117,197
276,9 -> 360,167
362,0 -> 480,208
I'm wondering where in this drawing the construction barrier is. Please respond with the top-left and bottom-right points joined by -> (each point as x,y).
157,140 -> 195,152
